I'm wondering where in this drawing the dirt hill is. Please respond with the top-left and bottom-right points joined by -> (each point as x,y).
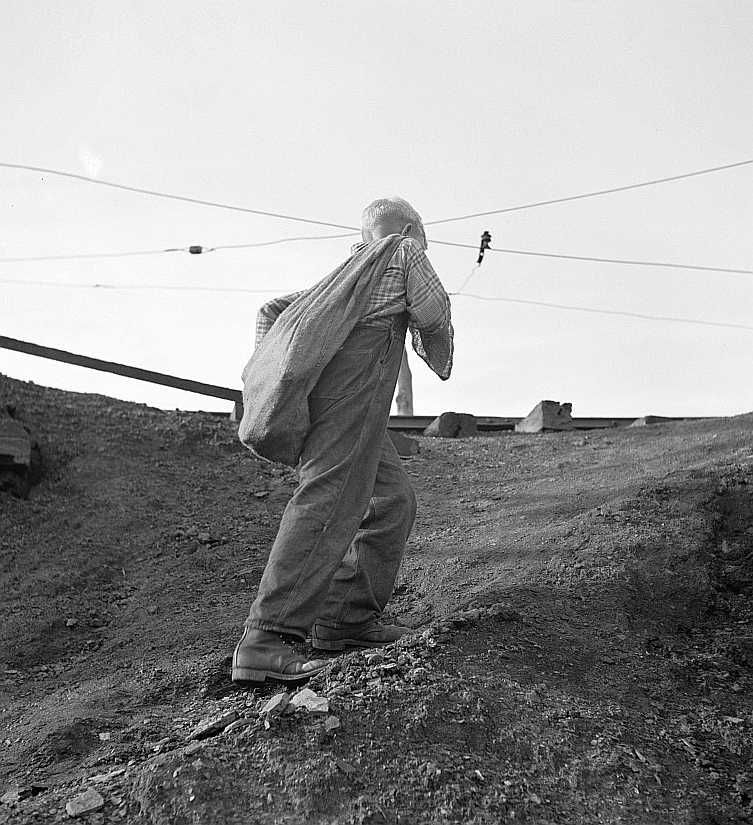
1,374 -> 752,824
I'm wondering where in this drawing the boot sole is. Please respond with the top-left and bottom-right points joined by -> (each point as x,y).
310,637 -> 393,651
231,664 -> 326,684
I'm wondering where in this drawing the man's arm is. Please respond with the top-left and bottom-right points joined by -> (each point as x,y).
255,291 -> 305,349
404,241 -> 454,380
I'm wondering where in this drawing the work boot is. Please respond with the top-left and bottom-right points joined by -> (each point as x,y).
310,621 -> 412,651
231,628 -> 328,684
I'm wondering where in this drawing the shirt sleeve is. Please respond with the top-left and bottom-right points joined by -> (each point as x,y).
403,240 -> 454,380
255,290 -> 305,349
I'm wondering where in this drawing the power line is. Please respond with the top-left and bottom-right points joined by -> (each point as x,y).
428,240 -> 753,276
450,292 -> 753,332
0,233 -> 357,264
0,278 -> 281,293
2,234 -> 750,276
0,248 -> 183,263
2,159 -> 750,275
0,162 -> 360,231
4,276 -> 750,333
425,158 -> 753,225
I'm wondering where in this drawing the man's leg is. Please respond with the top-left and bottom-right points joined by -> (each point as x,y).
232,322 -> 404,682
312,433 -> 416,643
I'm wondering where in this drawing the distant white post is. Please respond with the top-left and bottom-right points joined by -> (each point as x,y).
395,347 -> 414,416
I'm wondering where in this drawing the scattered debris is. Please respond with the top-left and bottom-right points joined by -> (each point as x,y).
289,687 -> 329,713
188,711 -> 239,740
1,785 -> 47,805
387,430 -> 420,457
65,787 -> 104,817
323,715 -> 340,732
89,767 -> 125,783
223,717 -> 256,735
258,692 -> 290,718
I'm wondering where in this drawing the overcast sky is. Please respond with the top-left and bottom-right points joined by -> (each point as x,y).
2,0 -> 752,418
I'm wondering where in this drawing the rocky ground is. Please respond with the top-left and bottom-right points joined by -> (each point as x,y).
1,373 -> 752,824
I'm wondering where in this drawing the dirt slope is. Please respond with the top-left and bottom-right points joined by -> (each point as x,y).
1,374 -> 752,824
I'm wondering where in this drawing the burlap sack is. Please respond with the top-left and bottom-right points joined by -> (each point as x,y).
238,234 -> 403,466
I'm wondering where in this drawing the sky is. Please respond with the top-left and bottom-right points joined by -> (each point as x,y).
1,0 -> 752,418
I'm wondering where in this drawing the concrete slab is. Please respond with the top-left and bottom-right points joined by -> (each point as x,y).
515,401 -> 573,433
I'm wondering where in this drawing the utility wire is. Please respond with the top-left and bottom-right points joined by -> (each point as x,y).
0,278 -> 281,293
5,157 -> 752,234
0,162 -> 360,232
2,160 -> 750,274
4,277 -> 751,333
449,292 -> 753,332
2,235 -> 750,276
425,158 -> 753,225
0,233 -> 356,264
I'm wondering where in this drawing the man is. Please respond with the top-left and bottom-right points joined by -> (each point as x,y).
232,197 -> 453,683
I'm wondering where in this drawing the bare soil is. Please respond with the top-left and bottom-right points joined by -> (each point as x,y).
1,374 -> 752,824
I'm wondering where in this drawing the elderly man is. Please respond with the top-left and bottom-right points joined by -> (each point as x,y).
232,197 -> 453,684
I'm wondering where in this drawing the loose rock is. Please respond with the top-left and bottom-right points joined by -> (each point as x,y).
324,715 -> 340,732
423,412 -> 478,438
65,788 -> 104,817
188,711 -> 238,740
289,687 -> 329,713
259,692 -> 290,718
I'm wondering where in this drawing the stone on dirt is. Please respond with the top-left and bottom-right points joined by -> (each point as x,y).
223,717 -> 256,735
65,787 -> 104,817
423,412 -> 478,438
289,687 -> 329,713
188,710 -> 238,740
387,430 -> 420,457
259,692 -> 290,718
324,715 -> 340,732
514,401 -> 573,433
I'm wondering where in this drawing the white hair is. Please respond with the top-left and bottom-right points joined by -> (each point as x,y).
361,196 -> 426,247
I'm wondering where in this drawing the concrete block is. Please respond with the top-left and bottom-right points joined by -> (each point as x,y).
515,401 -> 573,434
0,418 -> 31,467
388,430 -> 420,457
229,399 -> 244,423
629,415 -> 674,427
423,412 -> 478,438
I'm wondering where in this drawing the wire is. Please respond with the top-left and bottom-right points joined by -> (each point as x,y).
3,234 -> 749,276
0,248 -> 184,263
0,233 -> 358,264
0,162 -> 361,231
0,278 -> 282,293
4,159 -> 750,274
449,292 -> 753,332
425,158 -> 753,225
5,277 -> 751,333
210,232 -> 357,251
430,239 -> 753,276
455,264 -> 481,294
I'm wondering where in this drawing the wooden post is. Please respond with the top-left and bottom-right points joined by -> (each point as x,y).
395,347 -> 413,416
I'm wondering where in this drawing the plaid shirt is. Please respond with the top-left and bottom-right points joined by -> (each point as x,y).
255,237 -> 453,378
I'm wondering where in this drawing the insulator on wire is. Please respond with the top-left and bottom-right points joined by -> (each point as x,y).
477,231 -> 492,265
188,245 -> 204,255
